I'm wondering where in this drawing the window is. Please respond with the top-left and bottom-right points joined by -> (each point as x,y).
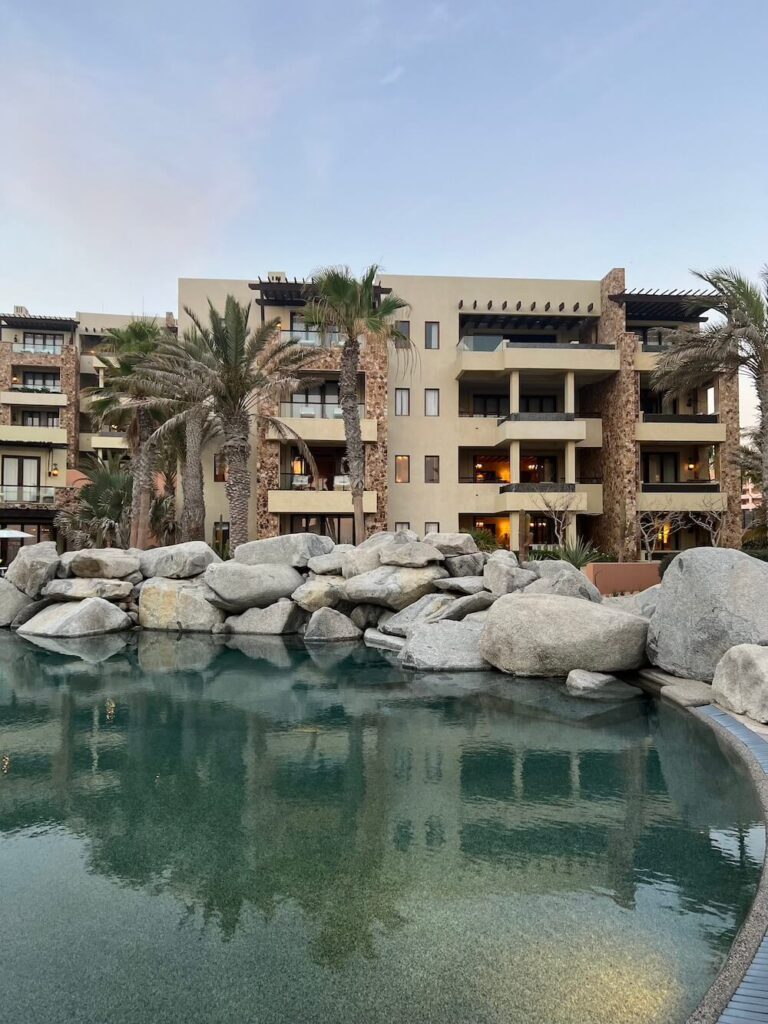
425,521 -> 439,534
424,389 -> 440,416
395,388 -> 410,416
395,320 -> 410,340
471,394 -> 509,418
520,395 -> 557,414
642,452 -> 679,484
395,455 -> 410,483
21,372 -> 60,391
395,522 -> 410,532
212,521 -> 230,550
21,411 -> 59,427
2,455 -> 40,501
213,451 -> 228,482
425,322 -> 440,350
22,332 -> 63,353
425,456 -> 440,483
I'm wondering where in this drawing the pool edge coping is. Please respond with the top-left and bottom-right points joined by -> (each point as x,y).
685,705 -> 768,1024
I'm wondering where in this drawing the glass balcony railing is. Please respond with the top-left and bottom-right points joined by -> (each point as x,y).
279,402 -> 365,420
641,481 -> 721,493
278,473 -> 351,491
458,336 -> 614,351
10,421 -> 61,429
280,329 -> 343,348
0,485 -> 56,504
12,342 -> 63,355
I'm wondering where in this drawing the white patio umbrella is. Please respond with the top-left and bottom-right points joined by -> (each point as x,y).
0,529 -> 36,539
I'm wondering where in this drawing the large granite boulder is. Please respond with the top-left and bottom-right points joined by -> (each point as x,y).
363,628 -> 404,652
712,644 -> 768,722
399,620 -> 488,671
522,559 -> 581,579
444,552 -> 486,577
233,533 -> 333,569
10,597 -> 53,630
203,562 -> 303,612
483,558 -> 537,597
6,542 -> 60,597
304,607 -> 362,643
434,576 -> 486,595
604,585 -> 660,620
291,576 -> 346,612
647,548 -> 768,681
340,531 -> 416,579
379,592 -> 455,636
350,603 -> 388,630
341,564 -> 448,611
18,597 -> 132,638
68,548 -> 141,579
566,669 -> 641,701
522,570 -> 601,603
480,594 -> 648,676
423,531 -> 478,556
139,541 -> 219,580
226,599 -> 306,635
42,578 -> 133,602
0,578 -> 32,626
436,591 -> 495,621
378,540 -> 445,568
139,578 -> 225,632
306,545 -> 355,575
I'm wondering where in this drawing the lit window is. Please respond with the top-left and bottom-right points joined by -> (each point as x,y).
395,522 -> 410,531
395,388 -> 410,416
425,521 -> 439,534
213,452 -> 228,482
395,455 -> 410,483
425,322 -> 440,350
425,389 -> 439,416
425,456 -> 440,483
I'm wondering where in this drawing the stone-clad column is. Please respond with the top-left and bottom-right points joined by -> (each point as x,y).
718,371 -> 742,548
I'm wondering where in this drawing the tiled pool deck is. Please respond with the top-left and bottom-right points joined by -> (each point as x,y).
691,705 -> 768,1024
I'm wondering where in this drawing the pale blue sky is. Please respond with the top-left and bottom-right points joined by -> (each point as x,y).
1,0 -> 766,322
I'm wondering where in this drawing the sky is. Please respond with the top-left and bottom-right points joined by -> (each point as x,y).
1,0 -> 766,420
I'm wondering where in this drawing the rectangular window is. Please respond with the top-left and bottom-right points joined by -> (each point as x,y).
213,452 -> 228,482
22,331 -> 63,353
425,389 -> 440,416
425,322 -> 440,349
425,521 -> 439,534
20,411 -> 59,428
472,394 -> 509,418
395,388 -> 410,416
425,455 -> 440,483
395,522 -> 410,532
395,320 -> 410,340
395,455 -> 410,483
21,372 -> 60,391
2,455 -> 40,502
520,395 -> 557,414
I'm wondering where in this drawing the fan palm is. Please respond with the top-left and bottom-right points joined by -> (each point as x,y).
88,318 -> 166,548
135,296 -> 320,551
652,266 -> 768,489
303,266 -> 409,542
55,454 -> 132,548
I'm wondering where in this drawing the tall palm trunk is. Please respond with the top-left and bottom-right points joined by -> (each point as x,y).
339,335 -> 365,543
181,409 -> 206,542
131,408 -> 155,549
224,421 -> 251,552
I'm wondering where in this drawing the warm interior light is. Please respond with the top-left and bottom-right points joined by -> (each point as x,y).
475,462 -> 483,469
291,457 -> 303,475
11,376 -> 18,384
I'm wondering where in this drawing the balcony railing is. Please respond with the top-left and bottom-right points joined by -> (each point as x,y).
9,384 -> 62,394
10,421 -> 60,429
279,402 -> 365,420
12,342 -> 63,356
641,481 -> 720,492
640,413 -> 719,423
281,329 -> 343,348
278,473 -> 351,491
500,412 -> 575,422
499,482 -> 575,493
0,485 -> 56,504
458,475 -> 510,484
458,336 -> 614,352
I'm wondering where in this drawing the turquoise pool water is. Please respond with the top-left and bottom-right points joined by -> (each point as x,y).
0,631 -> 764,1024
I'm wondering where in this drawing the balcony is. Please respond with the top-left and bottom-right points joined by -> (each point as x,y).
269,402 -> 376,443
638,482 -> 726,512
635,413 -> 725,444
0,485 -> 57,505
456,338 -> 619,376
497,413 -> 588,444
268,478 -> 377,515
12,342 -> 62,356
79,431 -> 129,452
0,425 -> 67,446
1,388 -> 67,407
280,329 -> 343,348
495,482 -> 590,514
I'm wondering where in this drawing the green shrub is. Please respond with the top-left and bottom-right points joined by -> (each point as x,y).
743,547 -> 768,562
468,527 -> 502,552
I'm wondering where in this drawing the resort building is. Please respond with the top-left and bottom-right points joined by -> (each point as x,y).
1,266 -> 741,561
179,268 -> 741,559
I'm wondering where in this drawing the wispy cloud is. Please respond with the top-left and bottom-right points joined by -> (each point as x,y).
379,65 -> 405,86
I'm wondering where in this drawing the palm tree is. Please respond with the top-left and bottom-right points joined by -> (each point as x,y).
136,296 -> 320,551
652,267 -> 768,490
88,318 -> 166,548
55,454 -> 132,548
303,266 -> 409,542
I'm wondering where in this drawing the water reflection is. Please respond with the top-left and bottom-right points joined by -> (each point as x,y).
0,631 -> 764,1024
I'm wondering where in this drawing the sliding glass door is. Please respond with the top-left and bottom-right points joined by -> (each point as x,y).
2,456 -> 41,501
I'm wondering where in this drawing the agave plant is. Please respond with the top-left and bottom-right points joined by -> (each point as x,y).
529,537 -> 611,569
55,454 -> 132,548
